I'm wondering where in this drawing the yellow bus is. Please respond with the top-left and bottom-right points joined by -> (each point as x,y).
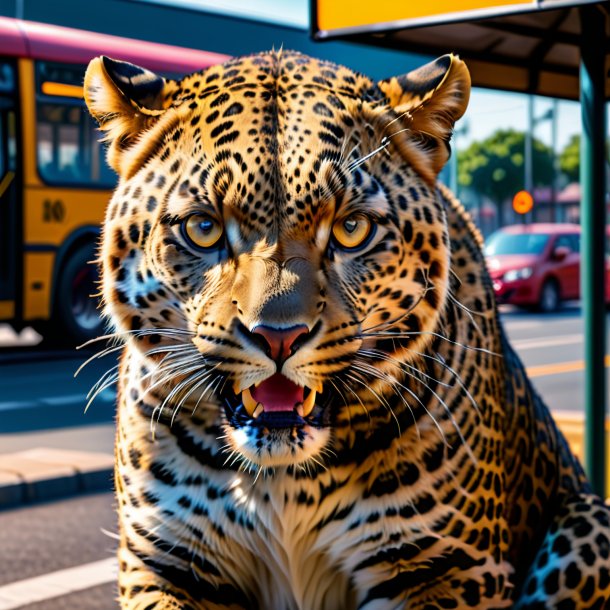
0,17 -> 227,344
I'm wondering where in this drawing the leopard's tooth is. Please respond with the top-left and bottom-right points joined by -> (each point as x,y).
242,387 -> 258,416
301,390 -> 317,417
295,403 -> 304,417
233,379 -> 246,394
313,381 -> 323,393
252,403 -> 264,419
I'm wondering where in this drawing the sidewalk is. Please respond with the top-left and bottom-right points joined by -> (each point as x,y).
0,447 -> 114,508
0,423 -> 114,455
0,384 -> 115,508
0,410 -> 606,510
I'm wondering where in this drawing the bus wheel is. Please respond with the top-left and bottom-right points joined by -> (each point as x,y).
51,244 -> 104,347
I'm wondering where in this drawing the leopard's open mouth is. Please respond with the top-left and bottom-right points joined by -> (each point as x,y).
221,373 -> 332,429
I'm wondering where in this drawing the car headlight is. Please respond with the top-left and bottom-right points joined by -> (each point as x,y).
504,267 -> 533,282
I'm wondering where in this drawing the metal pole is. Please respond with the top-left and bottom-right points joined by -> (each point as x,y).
580,4 -> 607,498
551,100 -> 558,223
525,95 -> 533,225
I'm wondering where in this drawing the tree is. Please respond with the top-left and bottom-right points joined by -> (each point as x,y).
558,134 -> 610,183
457,129 -> 554,225
558,134 -> 580,182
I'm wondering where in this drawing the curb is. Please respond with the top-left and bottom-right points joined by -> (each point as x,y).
0,411 -> 603,510
0,448 -> 114,509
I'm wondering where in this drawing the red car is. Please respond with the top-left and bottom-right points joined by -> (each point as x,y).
484,223 -> 607,312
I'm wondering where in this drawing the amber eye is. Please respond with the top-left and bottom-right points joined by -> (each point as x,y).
182,214 -> 224,250
332,214 -> 375,251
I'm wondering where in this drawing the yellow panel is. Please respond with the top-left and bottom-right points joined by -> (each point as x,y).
0,300 -> 15,319
317,0 -> 532,32
18,59 -> 42,188
23,252 -> 54,320
21,187 -> 108,321
41,82 -> 84,98
23,186 -> 109,246
555,413 -> 610,498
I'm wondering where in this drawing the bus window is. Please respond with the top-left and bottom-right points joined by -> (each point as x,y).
35,61 -> 115,188
0,61 -> 14,93
7,108 -> 16,171
0,60 -> 14,173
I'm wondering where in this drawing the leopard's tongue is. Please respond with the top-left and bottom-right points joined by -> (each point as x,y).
251,374 -> 304,412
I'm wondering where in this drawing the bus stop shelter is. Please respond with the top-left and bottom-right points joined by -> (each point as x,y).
311,0 -> 609,497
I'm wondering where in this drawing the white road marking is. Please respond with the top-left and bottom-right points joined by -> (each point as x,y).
0,557 -> 117,609
512,334 -> 583,350
501,320 -> 541,330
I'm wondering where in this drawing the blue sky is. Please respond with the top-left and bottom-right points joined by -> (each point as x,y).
460,90 -> 581,154
140,0 -> 309,28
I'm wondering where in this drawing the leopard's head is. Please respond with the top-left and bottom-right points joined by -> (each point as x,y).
85,51 -> 470,470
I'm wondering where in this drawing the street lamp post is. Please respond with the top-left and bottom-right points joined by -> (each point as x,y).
525,98 -> 554,223
550,99 -> 559,223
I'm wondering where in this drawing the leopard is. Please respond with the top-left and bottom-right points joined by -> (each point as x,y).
83,50 -> 610,609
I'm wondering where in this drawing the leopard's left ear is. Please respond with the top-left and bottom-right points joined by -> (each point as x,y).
84,56 -> 170,175
376,54 -> 471,182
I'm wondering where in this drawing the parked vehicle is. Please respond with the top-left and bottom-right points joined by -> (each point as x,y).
484,223 -> 607,312
0,17 -> 227,344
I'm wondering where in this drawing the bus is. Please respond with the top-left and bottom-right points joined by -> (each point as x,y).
0,17 -> 228,344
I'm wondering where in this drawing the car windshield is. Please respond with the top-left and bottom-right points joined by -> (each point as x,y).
484,232 -> 550,256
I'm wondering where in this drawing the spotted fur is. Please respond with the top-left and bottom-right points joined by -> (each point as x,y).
84,51 -> 610,609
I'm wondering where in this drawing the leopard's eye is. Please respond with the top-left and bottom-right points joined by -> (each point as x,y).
182,214 -> 224,250
332,214 -> 375,251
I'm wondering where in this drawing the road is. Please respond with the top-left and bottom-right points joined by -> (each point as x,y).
0,492 -> 117,610
0,325 -> 115,454
500,304 -> 604,413
0,306 -> 607,609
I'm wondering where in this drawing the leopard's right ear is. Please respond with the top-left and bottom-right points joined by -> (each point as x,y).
84,56 -> 170,174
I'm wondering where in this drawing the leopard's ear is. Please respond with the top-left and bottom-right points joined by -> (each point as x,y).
84,56 -> 169,174
376,54 -> 471,183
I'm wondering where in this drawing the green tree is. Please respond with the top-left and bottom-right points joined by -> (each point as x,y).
558,134 -> 580,182
558,134 -> 610,182
458,129 -> 554,225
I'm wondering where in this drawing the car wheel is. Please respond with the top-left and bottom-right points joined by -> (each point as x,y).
539,279 -> 560,313
48,244 -> 104,347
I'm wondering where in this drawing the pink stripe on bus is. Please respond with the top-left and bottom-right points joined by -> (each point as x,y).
0,16 -> 229,73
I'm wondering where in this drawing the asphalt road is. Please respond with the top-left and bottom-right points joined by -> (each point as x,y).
0,492 -> 117,610
0,325 -> 116,453
0,306 -> 608,609
500,303 -> 605,413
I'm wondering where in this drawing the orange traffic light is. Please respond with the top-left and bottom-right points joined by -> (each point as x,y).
512,190 -> 533,215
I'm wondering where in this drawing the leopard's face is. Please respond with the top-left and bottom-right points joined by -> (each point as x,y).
85,51 -> 470,469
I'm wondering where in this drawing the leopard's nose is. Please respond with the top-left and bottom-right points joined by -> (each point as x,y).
250,324 -> 310,364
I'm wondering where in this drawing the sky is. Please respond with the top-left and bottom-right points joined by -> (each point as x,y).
458,90 -> 582,155
139,0 -> 309,28
147,0 -> 584,156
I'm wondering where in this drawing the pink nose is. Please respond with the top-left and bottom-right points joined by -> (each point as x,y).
251,324 -> 310,363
